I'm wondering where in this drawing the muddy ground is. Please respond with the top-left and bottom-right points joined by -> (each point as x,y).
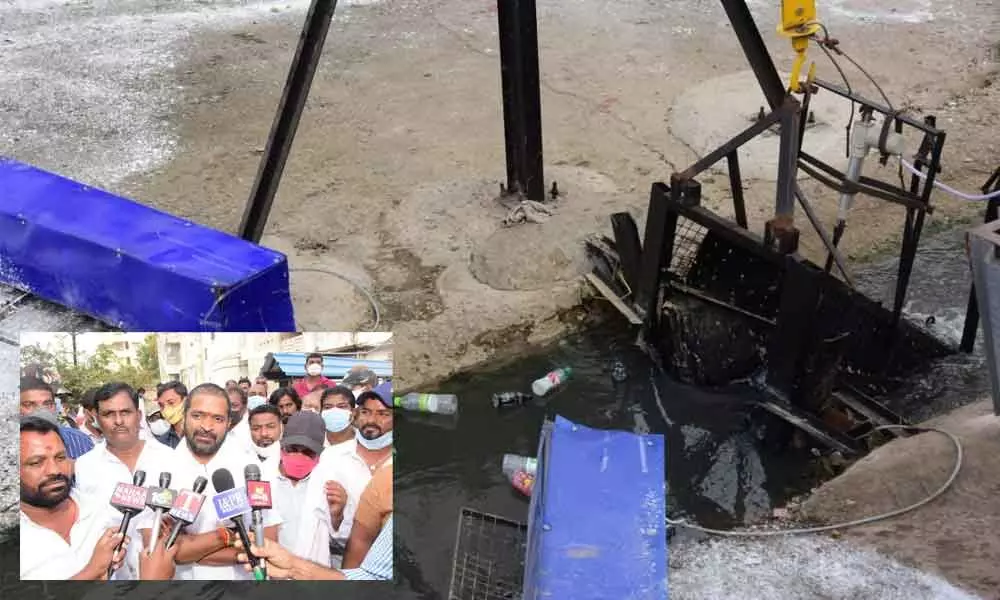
3,0 -> 999,390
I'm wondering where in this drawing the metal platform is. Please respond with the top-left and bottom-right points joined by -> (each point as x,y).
448,508 -> 528,600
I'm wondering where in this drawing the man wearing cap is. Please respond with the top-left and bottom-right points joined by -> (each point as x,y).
19,377 -> 94,459
270,411 -> 326,556
293,353 -> 334,398
340,367 -> 378,400
293,385 -> 393,568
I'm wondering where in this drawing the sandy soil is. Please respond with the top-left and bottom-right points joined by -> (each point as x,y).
799,400 -> 1000,599
2,0 -> 998,391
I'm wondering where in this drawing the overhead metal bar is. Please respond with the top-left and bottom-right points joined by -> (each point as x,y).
240,0 -> 340,243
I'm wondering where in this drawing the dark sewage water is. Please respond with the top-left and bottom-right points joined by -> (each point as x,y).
0,229 -> 989,600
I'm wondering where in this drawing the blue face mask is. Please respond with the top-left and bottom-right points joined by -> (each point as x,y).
356,428 -> 392,450
321,408 -> 353,433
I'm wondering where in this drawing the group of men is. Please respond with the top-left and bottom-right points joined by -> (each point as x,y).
18,353 -> 394,581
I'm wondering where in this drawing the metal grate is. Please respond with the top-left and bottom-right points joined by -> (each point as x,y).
448,508 -> 527,600
669,217 -> 709,280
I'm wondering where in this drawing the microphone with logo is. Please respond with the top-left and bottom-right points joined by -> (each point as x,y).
211,468 -> 265,581
107,470 -> 148,579
165,476 -> 209,550
244,464 -> 272,579
146,472 -> 177,553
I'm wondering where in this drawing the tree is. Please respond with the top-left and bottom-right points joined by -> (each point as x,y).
136,334 -> 160,375
20,339 -> 161,399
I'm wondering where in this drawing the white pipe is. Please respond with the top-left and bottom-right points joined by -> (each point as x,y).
900,159 -> 1000,201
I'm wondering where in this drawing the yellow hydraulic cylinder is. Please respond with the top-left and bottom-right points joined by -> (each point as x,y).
776,0 -> 821,92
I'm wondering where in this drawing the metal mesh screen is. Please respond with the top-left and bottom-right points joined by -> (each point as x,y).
448,508 -> 527,600
669,217 -> 709,280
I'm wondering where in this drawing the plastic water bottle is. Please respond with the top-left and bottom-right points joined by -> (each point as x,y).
531,367 -> 572,397
491,392 -> 532,409
502,454 -> 537,478
394,393 -> 458,415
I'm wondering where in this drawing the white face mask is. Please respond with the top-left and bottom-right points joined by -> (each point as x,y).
356,428 -> 393,450
321,408 -> 353,433
247,396 -> 268,411
306,364 -> 323,377
253,439 -> 282,461
148,419 -> 171,437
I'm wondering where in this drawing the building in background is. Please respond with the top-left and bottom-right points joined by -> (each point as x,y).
157,332 -> 392,389
21,332 -> 150,367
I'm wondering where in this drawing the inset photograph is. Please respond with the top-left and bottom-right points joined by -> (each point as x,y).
16,331 -> 393,582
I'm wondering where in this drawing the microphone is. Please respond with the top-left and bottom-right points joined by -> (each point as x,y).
107,470 -> 148,579
211,468 -> 265,581
146,472 -> 176,553
165,476 -> 209,550
245,464 -> 272,579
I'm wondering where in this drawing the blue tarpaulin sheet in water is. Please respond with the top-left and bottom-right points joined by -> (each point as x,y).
0,158 -> 295,331
522,415 -> 667,600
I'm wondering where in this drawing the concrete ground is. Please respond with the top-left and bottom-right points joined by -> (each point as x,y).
1,0 -> 998,390
797,399 -> 1000,599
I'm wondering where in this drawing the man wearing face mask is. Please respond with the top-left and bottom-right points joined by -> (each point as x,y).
248,402 -> 283,463
79,387 -> 105,446
269,411 -> 325,556
339,367 -> 378,401
293,353 -> 333,398
75,382 -> 175,580
301,388 -> 325,414
19,377 -> 94,459
153,381 -> 187,449
293,386 -> 393,568
319,386 -> 356,450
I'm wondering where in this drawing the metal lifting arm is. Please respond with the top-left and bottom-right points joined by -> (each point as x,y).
776,0 -> 821,92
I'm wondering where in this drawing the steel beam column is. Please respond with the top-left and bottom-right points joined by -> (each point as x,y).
968,220 -> 1000,416
497,0 -> 545,202
239,0 -> 339,243
960,168 -> 1000,352
719,0 -> 786,111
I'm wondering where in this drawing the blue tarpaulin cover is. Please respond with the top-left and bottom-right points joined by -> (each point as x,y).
261,352 -> 392,378
0,158 -> 295,331
522,415 -> 667,599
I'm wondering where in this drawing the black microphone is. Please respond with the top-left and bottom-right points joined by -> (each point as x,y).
107,470 -> 147,579
211,468 -> 264,581
165,476 -> 209,550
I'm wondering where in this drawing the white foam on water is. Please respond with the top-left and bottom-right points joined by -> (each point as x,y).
670,535 -> 980,600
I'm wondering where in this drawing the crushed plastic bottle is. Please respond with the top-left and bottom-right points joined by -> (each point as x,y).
531,367 -> 572,397
502,453 -> 537,478
510,470 -> 534,497
394,393 -> 458,415
491,391 -> 533,409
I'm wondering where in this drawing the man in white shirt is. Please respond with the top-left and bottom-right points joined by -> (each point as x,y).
319,386 -> 357,449
266,411 -> 325,556
293,387 -> 394,568
19,414 -> 130,580
226,386 -> 253,455
75,382 -> 176,580
248,403 -> 283,464
136,383 -> 282,581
